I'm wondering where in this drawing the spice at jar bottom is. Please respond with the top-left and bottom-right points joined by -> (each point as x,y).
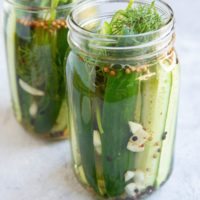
67,0 -> 180,199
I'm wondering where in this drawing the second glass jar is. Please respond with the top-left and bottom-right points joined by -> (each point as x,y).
4,0 -> 74,139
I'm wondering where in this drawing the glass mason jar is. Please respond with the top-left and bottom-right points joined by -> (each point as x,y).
3,0 -> 74,139
67,0 -> 180,199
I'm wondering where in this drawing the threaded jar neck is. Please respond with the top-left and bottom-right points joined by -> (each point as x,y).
68,0 -> 175,64
4,0 -> 74,11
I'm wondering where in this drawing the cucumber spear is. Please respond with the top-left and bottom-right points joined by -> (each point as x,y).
101,70 -> 139,196
133,63 -> 172,187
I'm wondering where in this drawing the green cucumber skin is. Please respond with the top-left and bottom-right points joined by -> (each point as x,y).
66,55 -> 82,166
101,71 -> 138,196
15,31 -> 63,134
133,63 -> 172,187
68,56 -> 99,193
32,27 -> 68,134
33,34 -> 66,133
73,90 -> 99,193
11,18 -> 68,134
156,64 -> 180,186
50,99 -> 68,133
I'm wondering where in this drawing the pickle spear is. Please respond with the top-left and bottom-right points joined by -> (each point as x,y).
133,63 -> 172,187
101,71 -> 139,196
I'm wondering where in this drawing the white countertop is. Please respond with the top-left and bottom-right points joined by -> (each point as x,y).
0,0 -> 200,199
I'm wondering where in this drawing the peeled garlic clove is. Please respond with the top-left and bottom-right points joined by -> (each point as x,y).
138,129 -> 148,140
128,121 -> 143,133
29,102 -> 38,117
93,130 -> 102,154
19,79 -> 45,96
127,140 -> 145,152
125,171 -> 135,182
134,170 -> 145,185
134,129 -> 149,146
125,183 -> 139,197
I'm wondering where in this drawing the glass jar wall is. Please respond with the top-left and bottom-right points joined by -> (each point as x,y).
67,0 -> 180,199
3,0 -> 73,139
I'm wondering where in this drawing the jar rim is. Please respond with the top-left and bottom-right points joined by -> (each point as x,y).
67,0 -> 175,62
4,0 -> 75,11
68,0 -> 174,39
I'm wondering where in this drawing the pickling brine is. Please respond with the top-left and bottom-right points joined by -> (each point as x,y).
4,0 -> 74,139
67,0 -> 180,199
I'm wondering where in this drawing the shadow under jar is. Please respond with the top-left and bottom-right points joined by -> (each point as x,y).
66,0 -> 180,199
3,0 -> 74,139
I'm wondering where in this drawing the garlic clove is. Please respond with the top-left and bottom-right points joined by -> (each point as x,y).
29,102 -> 38,117
128,121 -> 142,133
19,79 -> 45,96
134,170 -> 145,185
127,141 -> 145,152
93,130 -> 102,155
125,171 -> 135,182
125,183 -> 139,197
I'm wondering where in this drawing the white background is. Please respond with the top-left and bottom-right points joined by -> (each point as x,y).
0,0 -> 200,199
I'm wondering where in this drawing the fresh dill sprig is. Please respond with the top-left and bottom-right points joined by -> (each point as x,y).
102,0 -> 163,35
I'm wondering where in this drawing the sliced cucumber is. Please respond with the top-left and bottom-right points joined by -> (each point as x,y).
101,71 -> 139,196
77,165 -> 88,185
134,80 -> 142,123
6,9 -> 22,121
70,111 -> 82,167
71,62 -> 99,193
133,63 -> 172,187
156,64 -> 180,186
50,99 -> 68,132
74,91 -> 99,193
